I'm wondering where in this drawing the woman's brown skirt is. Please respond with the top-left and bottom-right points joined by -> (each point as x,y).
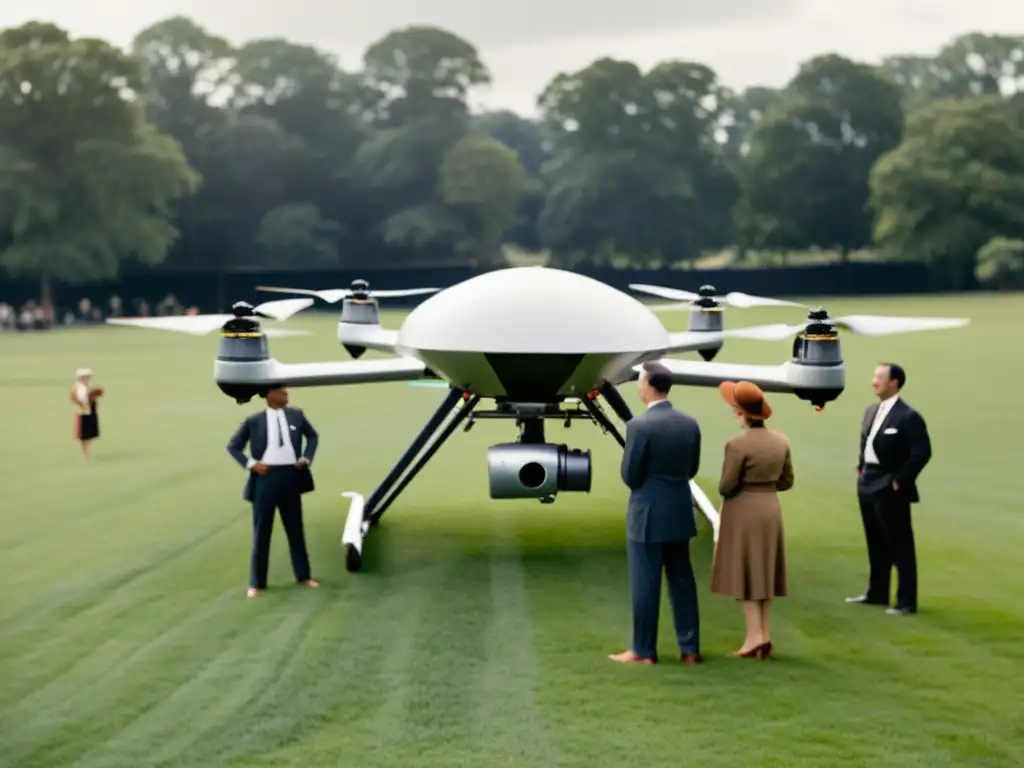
710,489 -> 788,600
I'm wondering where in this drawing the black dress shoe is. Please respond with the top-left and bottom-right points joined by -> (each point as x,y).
845,594 -> 888,605
886,607 -> 916,616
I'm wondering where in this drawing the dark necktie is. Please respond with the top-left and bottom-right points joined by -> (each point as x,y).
278,412 -> 287,447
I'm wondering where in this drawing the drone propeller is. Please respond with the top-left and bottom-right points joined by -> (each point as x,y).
734,312 -> 971,340
629,283 -> 803,309
105,298 -> 314,336
256,279 -> 440,304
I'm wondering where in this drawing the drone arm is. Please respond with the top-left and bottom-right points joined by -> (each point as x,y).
663,330 -> 729,355
626,358 -> 843,396
628,359 -> 794,392
337,323 -> 400,354
215,356 -> 430,390
661,324 -> 804,356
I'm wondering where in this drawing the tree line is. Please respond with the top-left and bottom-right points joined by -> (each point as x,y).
2,18 -> 1024,304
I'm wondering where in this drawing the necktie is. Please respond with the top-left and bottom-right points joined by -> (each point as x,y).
278,412 -> 287,447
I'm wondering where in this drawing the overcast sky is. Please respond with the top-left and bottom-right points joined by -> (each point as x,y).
3,1 -> 1023,115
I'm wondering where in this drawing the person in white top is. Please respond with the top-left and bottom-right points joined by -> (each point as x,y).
848,363 -> 932,615
226,384 -> 321,598
69,368 -> 103,459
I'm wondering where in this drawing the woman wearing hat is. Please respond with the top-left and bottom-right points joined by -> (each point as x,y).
70,368 -> 103,458
711,380 -> 794,658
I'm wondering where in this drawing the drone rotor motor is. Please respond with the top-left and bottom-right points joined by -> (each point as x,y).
339,279 -> 381,359
686,285 -> 724,361
216,301 -> 271,403
790,307 -> 844,410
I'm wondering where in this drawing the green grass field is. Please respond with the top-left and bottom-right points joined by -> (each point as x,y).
1,293 -> 1022,768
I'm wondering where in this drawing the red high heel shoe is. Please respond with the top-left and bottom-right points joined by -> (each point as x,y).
757,642 -> 773,659
733,642 -> 768,658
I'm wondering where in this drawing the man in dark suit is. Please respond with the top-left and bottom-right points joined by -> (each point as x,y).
226,383 -> 321,598
848,362 -> 932,615
609,361 -> 703,664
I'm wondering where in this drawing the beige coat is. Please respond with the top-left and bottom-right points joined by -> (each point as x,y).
710,425 -> 794,600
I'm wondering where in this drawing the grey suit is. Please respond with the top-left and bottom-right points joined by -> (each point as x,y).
621,400 -> 702,660
227,406 -> 319,589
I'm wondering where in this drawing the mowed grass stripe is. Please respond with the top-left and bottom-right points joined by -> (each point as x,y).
468,513 -> 558,766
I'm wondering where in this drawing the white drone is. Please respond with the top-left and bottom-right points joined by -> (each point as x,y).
106,268 -> 968,571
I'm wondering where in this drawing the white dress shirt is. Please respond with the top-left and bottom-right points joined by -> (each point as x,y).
647,398 -> 668,409
863,394 -> 899,465
247,407 -> 298,467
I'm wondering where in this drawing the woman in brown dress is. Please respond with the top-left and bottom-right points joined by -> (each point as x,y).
710,380 -> 794,659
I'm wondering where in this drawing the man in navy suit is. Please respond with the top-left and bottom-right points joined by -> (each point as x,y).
227,384 -> 320,597
610,361 -> 703,665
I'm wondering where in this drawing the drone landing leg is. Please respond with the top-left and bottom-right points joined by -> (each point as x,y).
342,387 -> 464,572
369,394 -> 480,524
582,396 -> 626,447
364,387 -> 464,513
600,382 -> 634,423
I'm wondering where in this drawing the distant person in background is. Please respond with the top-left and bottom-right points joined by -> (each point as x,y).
226,384 -> 321,598
609,361 -> 703,666
849,363 -> 932,616
70,368 -> 103,459
710,381 -> 793,659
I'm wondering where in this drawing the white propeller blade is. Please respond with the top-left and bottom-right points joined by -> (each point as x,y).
104,298 -> 314,335
106,315 -> 232,335
831,315 -> 971,336
253,298 -> 316,320
722,292 -> 804,309
723,315 -> 970,341
630,284 -> 802,309
256,285 -> 439,304
630,284 -> 699,302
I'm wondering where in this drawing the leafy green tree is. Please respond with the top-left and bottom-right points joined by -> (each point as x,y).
0,22 -> 199,303
537,57 -> 734,265
869,96 -> 1024,289
735,54 -> 904,258
438,134 -> 526,265
360,26 -> 490,127
255,203 -> 345,268
975,237 -> 1024,290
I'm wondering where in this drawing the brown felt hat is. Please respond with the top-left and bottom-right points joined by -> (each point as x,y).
719,380 -> 772,420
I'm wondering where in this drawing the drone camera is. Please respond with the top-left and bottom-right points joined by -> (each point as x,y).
486,443 -> 591,500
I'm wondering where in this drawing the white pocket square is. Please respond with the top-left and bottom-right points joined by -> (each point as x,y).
289,425 -> 297,431
883,427 -> 897,434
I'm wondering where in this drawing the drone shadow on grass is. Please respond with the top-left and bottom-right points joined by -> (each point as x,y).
327,505 -> 720,581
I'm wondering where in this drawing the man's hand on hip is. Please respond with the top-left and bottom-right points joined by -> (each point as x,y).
295,458 -> 310,468
252,462 -> 270,475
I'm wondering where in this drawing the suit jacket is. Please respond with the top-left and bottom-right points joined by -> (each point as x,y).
227,406 -> 319,502
620,400 -> 702,543
718,426 -> 794,499
857,397 -> 931,503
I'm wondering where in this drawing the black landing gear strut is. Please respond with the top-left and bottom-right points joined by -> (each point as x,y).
342,387 -> 479,572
